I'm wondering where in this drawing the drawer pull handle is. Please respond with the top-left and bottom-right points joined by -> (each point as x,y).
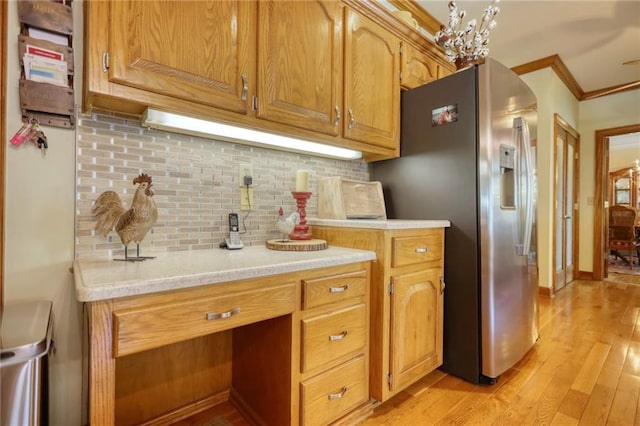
329,330 -> 348,341
206,307 -> 240,320
334,105 -> 341,127
415,247 -> 428,253
328,386 -> 348,400
329,284 -> 349,293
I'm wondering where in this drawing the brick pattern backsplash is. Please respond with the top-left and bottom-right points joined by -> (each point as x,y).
75,111 -> 371,258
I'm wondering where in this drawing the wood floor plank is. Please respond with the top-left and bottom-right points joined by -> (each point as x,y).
557,389 -> 589,420
571,342 -> 611,394
551,411 -> 580,426
578,383 -> 616,425
606,372 -> 640,425
623,341 -> 640,376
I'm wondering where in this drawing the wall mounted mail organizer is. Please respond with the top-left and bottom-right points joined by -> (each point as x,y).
18,0 -> 74,129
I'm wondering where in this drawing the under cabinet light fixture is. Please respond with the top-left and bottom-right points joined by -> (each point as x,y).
141,109 -> 363,160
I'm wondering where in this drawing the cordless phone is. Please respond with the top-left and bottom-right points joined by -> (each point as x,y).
225,213 -> 243,249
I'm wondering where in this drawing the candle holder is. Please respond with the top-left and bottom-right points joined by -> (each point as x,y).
290,191 -> 313,240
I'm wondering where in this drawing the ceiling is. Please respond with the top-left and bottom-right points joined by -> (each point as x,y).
410,0 -> 640,97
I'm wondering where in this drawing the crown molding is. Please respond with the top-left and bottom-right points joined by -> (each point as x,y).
511,54 -> 640,101
581,81 -> 640,101
511,55 -> 582,100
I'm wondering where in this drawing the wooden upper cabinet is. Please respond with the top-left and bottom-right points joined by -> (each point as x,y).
108,1 -> 256,114
344,8 -> 400,152
400,42 -> 439,90
85,0 -> 450,160
257,1 -> 343,136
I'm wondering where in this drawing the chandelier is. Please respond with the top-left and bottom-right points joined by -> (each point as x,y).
434,0 -> 500,70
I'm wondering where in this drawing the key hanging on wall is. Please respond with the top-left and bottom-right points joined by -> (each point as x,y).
9,118 -> 48,153
9,118 -> 38,145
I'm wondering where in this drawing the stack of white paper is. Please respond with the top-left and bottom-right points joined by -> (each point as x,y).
23,44 -> 67,87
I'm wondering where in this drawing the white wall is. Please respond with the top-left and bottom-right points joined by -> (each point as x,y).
520,69 -> 579,289
579,90 -> 640,272
4,1 -> 82,425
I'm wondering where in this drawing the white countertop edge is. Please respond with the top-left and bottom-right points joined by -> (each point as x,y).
74,246 -> 376,302
307,218 -> 451,230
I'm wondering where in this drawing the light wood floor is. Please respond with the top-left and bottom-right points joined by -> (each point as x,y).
362,275 -> 640,425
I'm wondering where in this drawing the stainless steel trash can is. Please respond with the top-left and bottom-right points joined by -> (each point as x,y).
1,300 -> 53,426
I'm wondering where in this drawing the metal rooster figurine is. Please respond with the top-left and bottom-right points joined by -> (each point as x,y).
92,173 -> 158,261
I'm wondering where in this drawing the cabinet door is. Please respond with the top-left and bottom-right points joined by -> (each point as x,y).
109,1 -> 255,114
400,42 -> 439,90
389,268 -> 443,392
344,8 -> 400,150
257,1 -> 343,136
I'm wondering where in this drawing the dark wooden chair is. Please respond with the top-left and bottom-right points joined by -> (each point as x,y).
608,205 -> 640,269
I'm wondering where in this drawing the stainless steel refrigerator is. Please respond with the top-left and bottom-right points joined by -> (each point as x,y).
372,58 -> 538,384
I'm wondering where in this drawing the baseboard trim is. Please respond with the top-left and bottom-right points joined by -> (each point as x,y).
538,286 -> 554,298
576,270 -> 594,280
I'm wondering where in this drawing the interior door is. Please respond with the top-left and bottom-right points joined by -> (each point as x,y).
554,118 -> 579,291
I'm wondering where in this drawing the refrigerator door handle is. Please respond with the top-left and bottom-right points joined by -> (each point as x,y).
516,117 -> 535,257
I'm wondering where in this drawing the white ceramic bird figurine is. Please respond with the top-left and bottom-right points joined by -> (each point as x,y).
276,207 -> 300,241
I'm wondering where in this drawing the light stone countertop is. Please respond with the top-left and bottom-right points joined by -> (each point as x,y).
73,245 -> 376,302
307,218 -> 451,229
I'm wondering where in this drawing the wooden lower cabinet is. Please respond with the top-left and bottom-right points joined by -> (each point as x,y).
298,267 -> 371,425
85,262 -> 372,425
310,226 -> 445,402
389,268 -> 443,393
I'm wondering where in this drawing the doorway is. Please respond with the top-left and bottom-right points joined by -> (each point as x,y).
593,124 -> 640,281
553,114 -> 579,292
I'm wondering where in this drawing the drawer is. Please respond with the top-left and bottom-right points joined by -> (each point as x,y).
300,355 -> 367,426
113,281 -> 296,356
392,233 -> 442,268
301,304 -> 366,373
302,269 -> 367,310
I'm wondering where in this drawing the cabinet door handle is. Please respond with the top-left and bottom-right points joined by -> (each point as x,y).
334,105 -> 341,127
206,307 -> 240,320
240,74 -> 249,101
415,247 -> 428,253
102,51 -> 109,72
329,284 -> 349,293
440,276 -> 446,294
348,109 -> 355,129
328,386 -> 348,400
329,330 -> 348,341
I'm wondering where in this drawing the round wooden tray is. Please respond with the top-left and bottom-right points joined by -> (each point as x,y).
266,238 -> 328,251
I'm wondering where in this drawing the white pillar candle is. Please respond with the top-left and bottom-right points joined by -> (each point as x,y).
295,170 -> 309,192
